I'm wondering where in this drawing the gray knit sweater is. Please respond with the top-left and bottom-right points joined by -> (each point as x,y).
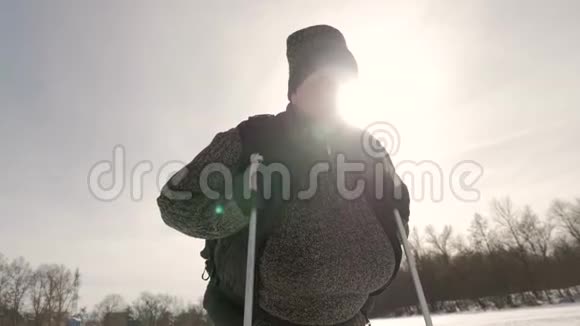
158,124 -> 407,325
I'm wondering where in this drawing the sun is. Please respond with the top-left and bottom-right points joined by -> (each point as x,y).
337,78 -> 389,129
336,29 -> 450,131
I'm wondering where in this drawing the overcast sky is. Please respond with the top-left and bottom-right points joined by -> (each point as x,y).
1,0 -> 579,309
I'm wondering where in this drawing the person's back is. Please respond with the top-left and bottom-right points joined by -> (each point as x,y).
157,25 -> 410,326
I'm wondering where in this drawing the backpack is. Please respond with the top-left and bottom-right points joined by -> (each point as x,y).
201,111 -> 405,325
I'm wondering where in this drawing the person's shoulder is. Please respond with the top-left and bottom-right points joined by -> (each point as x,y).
236,111 -> 289,136
237,113 -> 275,129
237,111 -> 288,127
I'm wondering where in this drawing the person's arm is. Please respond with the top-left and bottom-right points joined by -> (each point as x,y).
363,132 -> 410,236
157,128 -> 250,240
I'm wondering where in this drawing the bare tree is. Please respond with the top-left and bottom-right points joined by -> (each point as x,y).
78,306 -> 89,324
40,265 -> 57,326
132,292 -> 164,326
94,294 -> 127,322
491,197 -> 527,253
491,197 -> 552,297
425,225 -> 454,263
519,205 -> 554,259
55,267 -> 80,323
4,257 -> 33,325
0,253 -> 8,309
450,234 -> 469,255
409,226 -> 424,263
156,294 -> 181,317
39,264 -> 81,326
548,199 -> 580,244
131,292 -> 182,326
469,213 -> 496,255
29,270 -> 46,326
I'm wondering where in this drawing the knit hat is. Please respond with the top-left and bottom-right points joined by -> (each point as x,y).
286,25 -> 358,99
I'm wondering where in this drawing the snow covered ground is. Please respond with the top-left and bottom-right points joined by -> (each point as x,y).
372,303 -> 580,326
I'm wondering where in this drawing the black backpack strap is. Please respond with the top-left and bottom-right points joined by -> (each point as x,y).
251,187 -> 285,320
202,113 -> 289,325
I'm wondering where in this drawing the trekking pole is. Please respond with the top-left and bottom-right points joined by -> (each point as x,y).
243,154 -> 263,326
393,209 -> 433,326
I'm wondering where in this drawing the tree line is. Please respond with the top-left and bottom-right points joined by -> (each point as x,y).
0,257 -> 80,326
3,196 -> 579,325
0,256 -> 210,326
371,197 -> 580,317
85,293 -> 210,326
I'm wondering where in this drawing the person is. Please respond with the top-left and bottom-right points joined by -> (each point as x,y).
157,25 -> 410,326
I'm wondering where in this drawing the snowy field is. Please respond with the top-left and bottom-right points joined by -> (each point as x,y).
372,303 -> 580,326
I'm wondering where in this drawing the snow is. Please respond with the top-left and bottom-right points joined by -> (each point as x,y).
372,303 -> 580,326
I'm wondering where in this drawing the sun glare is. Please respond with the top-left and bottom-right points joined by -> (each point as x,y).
337,27 -> 450,131
337,79 -> 389,129
338,80 -> 365,127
